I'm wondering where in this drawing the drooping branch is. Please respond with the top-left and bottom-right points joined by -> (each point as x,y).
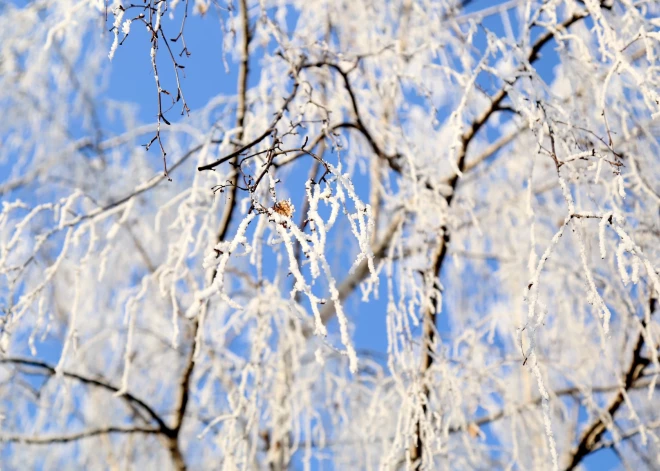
564,296 -> 658,470
301,61 -> 403,173
196,83 -> 300,173
7,141 -> 202,279
287,371 -> 660,458
588,418 -> 660,454
0,425 -> 161,445
410,9 -> 596,468
167,2 -> 253,470
318,211 -> 404,327
0,358 -> 171,434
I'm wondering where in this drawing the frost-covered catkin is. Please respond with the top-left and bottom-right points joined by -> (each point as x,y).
617,243 -> 630,285
594,158 -> 603,184
631,256 -> 640,285
616,174 -> 626,198
116,275 -> 149,396
108,6 -> 124,60
576,221 -> 612,333
186,212 -> 256,317
55,266 -> 81,376
530,356 -> 559,471
122,19 -> 132,36
599,212 -> 611,259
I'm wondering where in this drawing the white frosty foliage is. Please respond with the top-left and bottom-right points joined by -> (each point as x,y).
108,5 -> 124,60
1,0 -> 660,470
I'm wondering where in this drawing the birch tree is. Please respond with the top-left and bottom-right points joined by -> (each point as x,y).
1,0 -> 659,469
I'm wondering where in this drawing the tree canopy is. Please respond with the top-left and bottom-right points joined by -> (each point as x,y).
0,0 -> 659,469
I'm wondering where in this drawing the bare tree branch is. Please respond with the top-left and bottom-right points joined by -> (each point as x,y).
0,425 -> 161,445
0,358 -> 170,433
411,9 -> 595,467
565,296 -> 658,470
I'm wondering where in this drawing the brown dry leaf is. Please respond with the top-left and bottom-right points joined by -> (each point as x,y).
467,422 -> 481,439
195,2 -> 208,16
273,199 -> 294,218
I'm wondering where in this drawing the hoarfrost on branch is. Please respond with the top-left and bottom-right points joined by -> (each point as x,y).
0,0 -> 659,469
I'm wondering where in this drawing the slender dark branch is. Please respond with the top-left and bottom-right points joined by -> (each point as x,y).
565,296 -> 657,470
301,62 -> 402,172
0,358 -> 170,433
167,320 -> 199,471
590,419 -> 660,453
197,83 -> 300,172
170,322 -> 204,441
170,0 -> 191,57
0,426 -> 161,445
141,6 -> 174,180
160,22 -> 191,116
410,9 -> 595,468
199,130 -> 272,171
271,121 -> 366,169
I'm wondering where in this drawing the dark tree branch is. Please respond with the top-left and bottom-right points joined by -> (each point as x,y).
197,83 -> 300,172
169,1 -> 253,470
0,358 -> 170,434
301,61 -> 403,173
565,296 -> 658,470
410,9 -> 594,468
0,425 -> 161,445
